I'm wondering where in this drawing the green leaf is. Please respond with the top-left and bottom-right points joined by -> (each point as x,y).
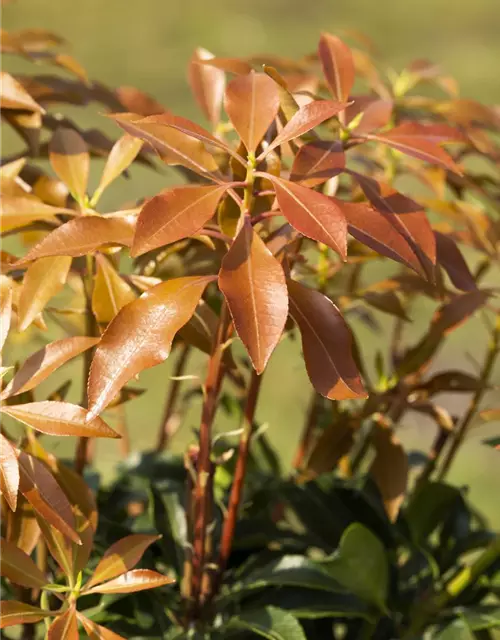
226,606 -> 306,640
405,482 -> 462,544
149,484 -> 186,577
433,619 -> 475,639
320,523 -> 389,614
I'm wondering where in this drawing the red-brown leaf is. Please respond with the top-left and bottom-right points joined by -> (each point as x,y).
435,231 -> 477,292
0,195 -> 73,233
370,425 -> 408,522
85,569 -> 174,594
0,275 -> 13,352
1,402 -> 120,438
224,72 -> 280,153
432,290 -> 491,336
318,33 -> 355,101
17,215 -> 136,264
1,336 -> 99,399
290,140 -> 345,187
189,47 -> 225,127
0,601 -> 52,628
17,451 -> 79,544
352,99 -> 393,135
47,607 -> 78,640
264,100 -> 349,155
219,219 -> 288,373
132,184 -> 231,256
87,276 -> 214,418
78,614 -> 126,640
49,128 -> 89,204
0,433 -> 19,511
367,123 -> 462,174
85,533 -> 160,589
0,537 -> 47,588
264,174 -> 347,258
287,279 -> 366,400
115,86 -> 167,116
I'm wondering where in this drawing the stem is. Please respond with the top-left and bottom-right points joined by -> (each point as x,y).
217,369 -> 263,580
75,259 -> 97,475
438,315 -> 500,479
415,426 -> 450,487
292,392 -> 319,471
156,344 -> 190,452
190,302 -> 229,610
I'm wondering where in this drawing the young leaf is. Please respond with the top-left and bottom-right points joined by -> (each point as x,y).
227,606 -> 307,640
219,219 -> 288,373
132,184 -> 231,256
3,495 -> 40,554
17,451 -> 79,544
17,256 -> 72,331
0,601 -> 52,628
263,100 -> 349,156
0,537 -> 47,588
263,174 -> 347,259
432,289 -> 491,336
47,607 -> 78,640
290,140 -> 345,188
115,86 -> 167,116
318,33 -> 355,101
49,128 -> 89,204
287,279 -> 366,400
435,231 -> 477,291
1,336 -> 99,399
84,533 -> 160,589
0,433 -> 19,511
77,614 -> 126,640
0,275 -> 13,352
1,402 -> 120,438
367,123 -> 462,174
370,425 -> 409,522
85,569 -> 174,594
0,195 -> 73,233
188,47 -> 225,127
0,72 -> 44,112
17,215 -> 136,264
224,71 -> 280,152
93,134 -> 143,203
351,99 -> 393,135
35,517 -> 74,579
92,254 -> 136,323
87,276 -> 214,418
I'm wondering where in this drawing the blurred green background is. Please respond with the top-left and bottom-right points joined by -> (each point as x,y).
2,0 -> 500,524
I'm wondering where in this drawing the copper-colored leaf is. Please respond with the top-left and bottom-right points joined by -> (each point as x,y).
318,33 -> 355,101
352,99 -> 393,135
0,275 -> 13,352
0,433 -> 19,511
110,113 -> 222,177
189,47 -> 225,127
0,71 -> 44,112
367,123 -> 462,174
92,255 -> 136,324
17,451 -> 79,544
47,607 -> 78,640
115,86 -> 167,116
35,517 -> 74,578
290,140 -> 345,187
132,184 -> 231,257
224,72 -> 280,153
435,231 -> 476,292
219,219 -> 288,373
1,402 -> 120,438
0,537 -> 47,588
92,135 -> 143,204
287,278 -> 366,400
0,195 -> 73,233
370,424 -> 408,522
432,290 -> 490,336
3,495 -> 40,554
17,215 -> 136,264
85,569 -> 174,594
264,100 -> 348,155
0,601 -> 52,628
87,276 -> 214,418
17,256 -> 72,331
200,57 -> 253,75
49,128 -> 89,204
85,533 -> 160,589
78,614 -> 126,640
2,336 -> 99,399
264,174 -> 347,258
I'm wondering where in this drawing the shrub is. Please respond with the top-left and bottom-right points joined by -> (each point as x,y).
1,24 -> 500,640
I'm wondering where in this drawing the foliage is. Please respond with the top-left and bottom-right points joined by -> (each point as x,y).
1,21 -> 500,640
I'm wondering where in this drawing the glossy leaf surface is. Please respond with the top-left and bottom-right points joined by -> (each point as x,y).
0,601 -> 52,628
49,128 -> 89,204
0,537 -> 47,588
92,254 -> 136,323
85,569 -> 174,594
0,433 -> 19,511
47,607 -> 78,640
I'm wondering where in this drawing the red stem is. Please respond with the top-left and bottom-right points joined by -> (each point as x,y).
292,392 -> 319,471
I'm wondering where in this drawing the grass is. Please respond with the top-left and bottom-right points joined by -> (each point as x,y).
2,0 -> 500,525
